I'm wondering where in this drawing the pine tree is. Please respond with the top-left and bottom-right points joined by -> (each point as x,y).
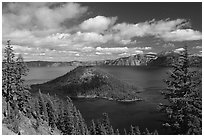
144,128 -> 150,135
15,54 -> 30,112
33,98 -> 40,130
115,129 -> 120,135
101,113 -> 112,134
46,97 -> 56,130
2,40 -> 30,116
62,101 -> 75,135
135,126 -> 141,135
130,125 -> 135,135
38,90 -> 48,121
153,130 -> 159,135
123,128 -> 127,135
90,120 -> 97,135
2,40 -> 16,116
77,110 -> 89,135
160,45 -> 202,134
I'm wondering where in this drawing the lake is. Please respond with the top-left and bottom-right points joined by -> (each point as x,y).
25,66 -> 172,134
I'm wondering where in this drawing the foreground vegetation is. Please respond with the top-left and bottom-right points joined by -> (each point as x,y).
160,45 -> 202,134
2,41 -> 202,135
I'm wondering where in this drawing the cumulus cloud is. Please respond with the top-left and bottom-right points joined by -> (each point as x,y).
162,43 -> 175,48
95,46 -> 149,55
2,3 -> 202,61
174,48 -> 185,53
112,19 -> 202,42
3,2 -> 88,32
134,47 -> 152,50
147,52 -> 157,54
160,29 -> 202,41
193,46 -> 202,49
80,16 -> 117,33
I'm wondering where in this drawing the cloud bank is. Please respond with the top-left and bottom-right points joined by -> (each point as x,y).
2,2 -> 202,61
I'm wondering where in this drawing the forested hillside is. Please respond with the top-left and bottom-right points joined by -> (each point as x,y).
31,66 -> 141,101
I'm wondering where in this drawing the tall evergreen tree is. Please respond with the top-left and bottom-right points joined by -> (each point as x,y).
2,40 -> 30,115
46,97 -> 56,130
101,113 -> 112,134
38,90 -> 48,121
90,120 -> 97,135
15,54 -> 30,112
2,40 -> 16,116
160,45 -> 202,134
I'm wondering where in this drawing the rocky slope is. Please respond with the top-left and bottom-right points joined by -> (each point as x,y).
30,66 -> 140,101
104,52 -> 202,67
104,53 -> 157,66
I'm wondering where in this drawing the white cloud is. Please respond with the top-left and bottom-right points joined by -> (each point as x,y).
112,19 -> 202,42
193,46 -> 202,49
74,32 -> 109,43
81,46 -> 95,52
147,52 -> 157,54
48,33 -> 71,40
134,47 -> 152,50
160,29 -> 202,41
119,39 -> 137,45
96,47 -> 128,53
162,43 -> 175,48
95,47 -> 147,56
3,2 -> 88,32
80,16 -> 117,33
174,48 -> 185,53
2,3 -> 202,61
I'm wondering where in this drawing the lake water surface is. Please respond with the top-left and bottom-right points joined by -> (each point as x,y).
25,66 -> 172,134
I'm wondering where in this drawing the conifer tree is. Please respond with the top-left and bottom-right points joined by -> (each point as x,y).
153,130 -> 159,135
34,98 -> 40,130
38,90 -> 48,121
123,128 -> 127,135
101,113 -> 112,134
62,101 -> 75,135
15,54 -> 30,112
135,126 -> 141,135
2,40 -> 16,116
90,120 -> 97,135
130,125 -> 135,135
2,40 -> 30,115
161,45 -> 202,134
144,128 -> 150,135
46,97 -> 56,130
115,129 -> 120,135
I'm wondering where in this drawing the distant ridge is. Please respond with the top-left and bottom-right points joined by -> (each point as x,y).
25,51 -> 202,68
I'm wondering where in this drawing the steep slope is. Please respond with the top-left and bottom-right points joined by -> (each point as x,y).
2,97 -> 61,135
30,66 -> 140,101
104,54 -> 157,66
103,52 -> 202,67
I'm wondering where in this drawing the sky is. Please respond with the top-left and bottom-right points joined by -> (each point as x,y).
2,2 -> 202,61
